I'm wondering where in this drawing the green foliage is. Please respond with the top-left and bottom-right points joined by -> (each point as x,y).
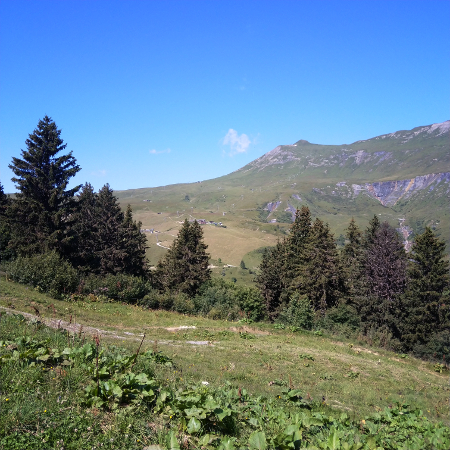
5,251 -> 80,298
7,116 -> 81,257
83,272 -> 152,303
292,218 -> 344,314
399,227 -> 450,352
317,304 -> 361,337
278,293 -> 314,330
1,314 -> 450,449
155,219 -> 211,296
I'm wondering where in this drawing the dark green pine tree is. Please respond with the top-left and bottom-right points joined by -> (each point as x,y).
340,218 -> 365,304
155,219 -> 210,296
399,227 -> 450,350
94,184 -> 127,275
363,214 -> 381,249
8,116 -> 81,257
292,218 -> 344,315
255,241 -> 288,320
121,204 -> 148,277
360,221 -> 407,333
69,183 -> 100,273
256,206 -> 313,319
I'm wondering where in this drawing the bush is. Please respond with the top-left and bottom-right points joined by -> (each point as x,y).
277,293 -> 314,330
235,285 -> 266,321
139,290 -> 161,309
5,252 -> 80,298
412,330 -> 450,361
317,304 -> 361,337
83,273 -> 152,303
173,292 -> 195,314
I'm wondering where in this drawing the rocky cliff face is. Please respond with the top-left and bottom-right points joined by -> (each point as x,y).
350,172 -> 450,206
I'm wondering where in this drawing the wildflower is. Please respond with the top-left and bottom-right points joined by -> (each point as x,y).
5,399 -> 9,401
44,410 -> 47,412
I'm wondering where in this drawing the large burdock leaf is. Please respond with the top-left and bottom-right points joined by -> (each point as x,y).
187,417 -> 201,434
165,431 -> 180,450
248,431 -> 267,450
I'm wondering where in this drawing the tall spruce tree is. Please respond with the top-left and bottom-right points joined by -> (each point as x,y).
121,204 -> 148,277
256,241 -> 288,320
361,221 -> 407,332
8,116 -> 81,256
69,183 -> 100,273
292,218 -> 344,314
340,218 -> 365,304
256,206 -> 313,319
94,184 -> 127,275
399,227 -> 450,350
155,219 -> 210,296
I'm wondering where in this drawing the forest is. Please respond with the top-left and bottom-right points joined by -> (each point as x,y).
1,116 -> 449,362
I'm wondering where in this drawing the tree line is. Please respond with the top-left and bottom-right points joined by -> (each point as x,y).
256,206 -> 450,357
1,116 -> 449,360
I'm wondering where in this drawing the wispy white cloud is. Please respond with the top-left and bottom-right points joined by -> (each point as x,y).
149,148 -> 171,155
91,169 -> 107,177
222,129 -> 251,155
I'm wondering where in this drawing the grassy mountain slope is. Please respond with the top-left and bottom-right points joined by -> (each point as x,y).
116,121 -> 450,267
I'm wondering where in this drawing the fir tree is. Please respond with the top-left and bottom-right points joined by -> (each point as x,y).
121,204 -> 148,277
255,241 -> 287,320
340,218 -> 364,303
155,219 -> 210,296
256,206 -> 313,319
400,227 -> 450,350
69,183 -> 100,273
360,221 -> 407,332
7,116 -> 81,256
292,218 -> 344,314
94,184 -> 127,275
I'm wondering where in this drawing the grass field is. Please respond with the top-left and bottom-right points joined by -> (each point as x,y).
1,275 -> 448,428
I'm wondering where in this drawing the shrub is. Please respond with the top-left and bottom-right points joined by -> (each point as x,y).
277,293 -> 314,330
5,252 -> 80,298
139,290 -> 161,309
83,273 -> 151,303
317,304 -> 361,337
173,292 -> 195,314
235,285 -> 266,321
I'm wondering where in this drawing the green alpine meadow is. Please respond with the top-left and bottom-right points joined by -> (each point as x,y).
1,116 -> 449,449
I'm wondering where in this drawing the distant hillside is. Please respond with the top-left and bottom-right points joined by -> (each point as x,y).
116,121 -> 450,267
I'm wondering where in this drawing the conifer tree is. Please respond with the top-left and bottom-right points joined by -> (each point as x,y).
340,218 -> 364,303
360,221 -> 407,331
121,204 -> 148,277
69,183 -> 100,273
256,206 -> 313,319
399,227 -> 450,350
94,184 -> 127,275
292,218 -> 344,314
256,241 -> 287,320
7,116 -> 81,256
155,219 -> 210,296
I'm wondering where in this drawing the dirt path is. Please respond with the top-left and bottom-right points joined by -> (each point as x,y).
0,305 -> 212,347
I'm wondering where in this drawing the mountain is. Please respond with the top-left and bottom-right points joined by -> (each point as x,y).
116,121 -> 450,266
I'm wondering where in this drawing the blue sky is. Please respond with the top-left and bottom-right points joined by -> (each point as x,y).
1,0 -> 449,193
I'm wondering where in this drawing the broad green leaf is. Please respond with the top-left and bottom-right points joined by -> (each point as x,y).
327,429 -> 340,450
187,417 -> 201,434
248,431 -> 267,450
165,431 -> 181,450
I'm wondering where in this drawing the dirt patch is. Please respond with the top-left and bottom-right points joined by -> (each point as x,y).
165,326 -> 197,332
